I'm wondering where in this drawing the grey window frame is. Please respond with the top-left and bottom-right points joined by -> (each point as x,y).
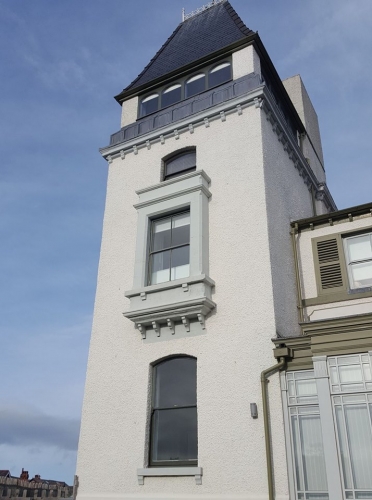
149,355 -> 197,468
147,210 -> 190,285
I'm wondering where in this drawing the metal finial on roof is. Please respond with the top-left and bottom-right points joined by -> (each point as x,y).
183,0 -> 225,21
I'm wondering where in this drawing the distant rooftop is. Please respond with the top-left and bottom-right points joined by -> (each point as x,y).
115,0 -> 255,101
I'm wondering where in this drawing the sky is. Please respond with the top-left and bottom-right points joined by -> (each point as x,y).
0,0 -> 371,485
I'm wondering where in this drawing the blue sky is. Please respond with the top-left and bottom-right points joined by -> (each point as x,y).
0,0 -> 371,485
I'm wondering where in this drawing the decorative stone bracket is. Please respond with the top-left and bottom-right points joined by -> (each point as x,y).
123,275 -> 215,339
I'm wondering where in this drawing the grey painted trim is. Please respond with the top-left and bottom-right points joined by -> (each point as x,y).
100,85 -> 264,158
110,73 -> 261,148
134,184 -> 211,210
136,169 -> 211,195
125,274 -> 215,298
280,372 -> 296,500
312,356 -> 343,500
137,467 -> 203,486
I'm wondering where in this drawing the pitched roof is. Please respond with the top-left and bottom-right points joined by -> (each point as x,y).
116,0 -> 254,101
0,470 -> 10,477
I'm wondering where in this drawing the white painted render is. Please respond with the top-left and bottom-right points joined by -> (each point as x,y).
120,96 -> 138,128
232,45 -> 261,80
76,98 -> 317,499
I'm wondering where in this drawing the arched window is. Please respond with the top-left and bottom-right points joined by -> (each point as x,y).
185,73 -> 206,98
162,84 -> 182,108
150,356 -> 197,466
164,149 -> 196,180
208,62 -> 231,89
140,93 -> 159,117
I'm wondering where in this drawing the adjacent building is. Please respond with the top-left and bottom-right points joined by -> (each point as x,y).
76,1 -> 372,499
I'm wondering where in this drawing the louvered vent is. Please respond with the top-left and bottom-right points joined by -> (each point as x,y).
319,264 -> 343,289
317,239 -> 339,263
316,238 -> 344,291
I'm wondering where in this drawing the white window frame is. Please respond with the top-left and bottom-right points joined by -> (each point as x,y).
343,231 -> 372,290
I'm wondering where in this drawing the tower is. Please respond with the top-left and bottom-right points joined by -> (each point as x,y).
76,2 -> 338,499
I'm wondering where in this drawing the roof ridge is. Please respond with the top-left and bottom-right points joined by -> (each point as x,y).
183,0 -> 226,21
124,22 -> 183,92
223,1 -> 253,37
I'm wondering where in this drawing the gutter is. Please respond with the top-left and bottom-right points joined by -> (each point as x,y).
261,357 -> 286,500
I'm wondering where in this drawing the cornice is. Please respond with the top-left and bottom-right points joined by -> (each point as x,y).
101,80 -> 335,212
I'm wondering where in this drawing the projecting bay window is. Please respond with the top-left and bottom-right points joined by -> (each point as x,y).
284,353 -> 372,500
149,212 -> 190,285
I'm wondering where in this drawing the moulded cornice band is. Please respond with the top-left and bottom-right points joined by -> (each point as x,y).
133,184 -> 211,209
135,169 -> 211,195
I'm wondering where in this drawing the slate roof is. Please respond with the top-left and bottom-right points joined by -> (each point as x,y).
116,0 -> 255,101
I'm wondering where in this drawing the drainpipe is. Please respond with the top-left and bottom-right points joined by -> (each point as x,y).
261,357 -> 286,500
290,223 -> 304,323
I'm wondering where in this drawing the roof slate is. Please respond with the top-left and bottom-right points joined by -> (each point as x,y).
119,1 -> 254,97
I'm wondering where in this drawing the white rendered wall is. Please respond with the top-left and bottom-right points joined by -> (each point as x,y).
76,105 -> 291,499
232,45 -> 261,80
261,113 -> 314,339
120,96 -> 138,128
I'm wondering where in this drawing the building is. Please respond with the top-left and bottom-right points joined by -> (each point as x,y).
0,469 -> 73,499
76,1 -> 372,499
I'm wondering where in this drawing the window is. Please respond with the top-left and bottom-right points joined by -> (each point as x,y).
185,74 -> 206,98
313,230 -> 372,296
140,94 -> 159,117
150,356 -> 197,466
162,84 -> 182,108
286,371 -> 329,500
208,62 -> 231,89
164,150 -> 196,180
344,232 -> 372,289
139,58 -> 232,117
285,354 -> 372,500
148,211 -> 190,285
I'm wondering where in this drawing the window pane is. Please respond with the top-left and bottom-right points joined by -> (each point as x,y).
344,404 -> 372,489
140,94 -> 159,117
154,357 -> 196,407
165,151 -> 196,178
150,250 -> 170,284
185,74 -> 205,98
350,261 -> 372,288
172,213 -> 190,246
348,235 -> 372,261
299,415 -> 328,492
152,219 -> 171,251
171,246 -> 190,280
151,407 -> 197,462
208,62 -> 231,89
338,364 -> 363,384
162,84 -> 182,108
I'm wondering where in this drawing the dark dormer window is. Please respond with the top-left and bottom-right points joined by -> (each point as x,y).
208,62 -> 231,89
139,58 -> 232,118
164,150 -> 196,181
162,84 -> 182,108
140,93 -> 159,117
185,74 -> 206,98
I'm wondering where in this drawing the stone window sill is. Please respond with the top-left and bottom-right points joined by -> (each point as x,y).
137,467 -> 203,485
